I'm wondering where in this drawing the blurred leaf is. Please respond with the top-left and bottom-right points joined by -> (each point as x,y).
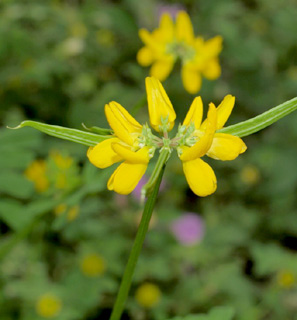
10,121 -> 112,146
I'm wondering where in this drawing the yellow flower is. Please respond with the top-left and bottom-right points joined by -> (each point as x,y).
277,270 -> 296,289
177,94 -> 247,196
67,205 -> 79,221
35,293 -> 62,318
25,159 -> 49,193
137,11 -> 222,94
88,77 -> 246,197
240,165 -> 260,185
87,95 -> 166,194
50,151 -> 73,170
135,283 -> 161,308
54,203 -> 67,216
80,253 -> 106,277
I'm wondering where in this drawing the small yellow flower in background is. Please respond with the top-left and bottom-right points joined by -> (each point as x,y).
137,11 -> 222,94
35,293 -> 62,318
50,151 -> 73,170
80,253 -> 106,277
135,283 -> 161,308
25,160 -> 49,193
54,204 -> 79,221
54,203 -> 67,216
277,270 -> 296,289
240,164 -> 260,185
67,205 -> 79,221
88,77 -> 246,197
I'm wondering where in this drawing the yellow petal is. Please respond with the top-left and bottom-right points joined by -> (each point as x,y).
182,158 -> 217,197
159,13 -> 174,41
139,29 -> 161,52
181,65 -> 202,94
216,95 -> 235,130
150,57 -> 174,81
183,96 -> 203,129
137,47 -> 154,66
203,58 -> 221,80
207,133 -> 247,160
145,77 -> 176,132
107,162 -> 148,194
180,103 -> 217,161
176,11 -> 194,44
105,101 -> 142,145
112,144 -> 150,164
87,138 -> 123,169
204,35 -> 223,57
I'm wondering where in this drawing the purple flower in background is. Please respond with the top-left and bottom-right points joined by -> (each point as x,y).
170,213 -> 205,246
156,4 -> 185,20
132,176 -> 166,202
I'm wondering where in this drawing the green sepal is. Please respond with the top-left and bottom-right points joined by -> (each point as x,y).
218,97 -> 297,137
82,123 -> 113,135
9,120 -> 112,147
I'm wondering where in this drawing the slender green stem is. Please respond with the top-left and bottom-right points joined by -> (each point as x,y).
142,149 -> 170,198
109,151 -> 168,320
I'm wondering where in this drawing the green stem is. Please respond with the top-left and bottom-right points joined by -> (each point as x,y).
109,151 -> 168,320
142,149 -> 170,198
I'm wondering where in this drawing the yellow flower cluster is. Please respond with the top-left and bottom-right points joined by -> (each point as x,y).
35,293 -> 62,318
88,77 -> 246,196
80,253 -> 106,277
135,283 -> 161,308
137,11 -> 222,93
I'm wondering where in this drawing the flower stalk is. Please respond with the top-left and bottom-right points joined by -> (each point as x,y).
109,150 -> 168,320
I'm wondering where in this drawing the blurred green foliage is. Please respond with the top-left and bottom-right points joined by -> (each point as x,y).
0,0 -> 297,320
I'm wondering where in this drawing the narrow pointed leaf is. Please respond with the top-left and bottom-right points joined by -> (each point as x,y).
9,121 -> 112,146
82,123 -> 113,135
218,97 -> 297,137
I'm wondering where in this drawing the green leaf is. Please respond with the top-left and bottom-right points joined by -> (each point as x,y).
9,120 -> 112,147
82,123 -> 113,135
219,97 -> 297,137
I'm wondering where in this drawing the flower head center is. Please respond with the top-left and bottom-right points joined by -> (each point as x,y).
166,41 -> 196,62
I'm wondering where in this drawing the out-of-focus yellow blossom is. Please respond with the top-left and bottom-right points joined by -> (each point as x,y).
54,203 -> 67,216
80,253 -> 106,277
70,22 -> 88,38
67,205 -> 79,221
88,77 -> 246,197
240,165 -> 260,185
277,270 -> 296,289
135,283 -> 161,308
96,29 -> 115,47
50,151 -> 73,170
35,293 -> 62,318
137,11 -> 222,94
25,160 -> 49,193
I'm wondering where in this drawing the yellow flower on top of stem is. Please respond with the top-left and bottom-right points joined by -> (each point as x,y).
87,77 -> 246,197
137,11 -> 222,94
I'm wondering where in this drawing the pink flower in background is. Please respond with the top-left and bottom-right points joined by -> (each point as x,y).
156,4 -> 185,19
132,176 -> 166,202
170,213 -> 205,246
